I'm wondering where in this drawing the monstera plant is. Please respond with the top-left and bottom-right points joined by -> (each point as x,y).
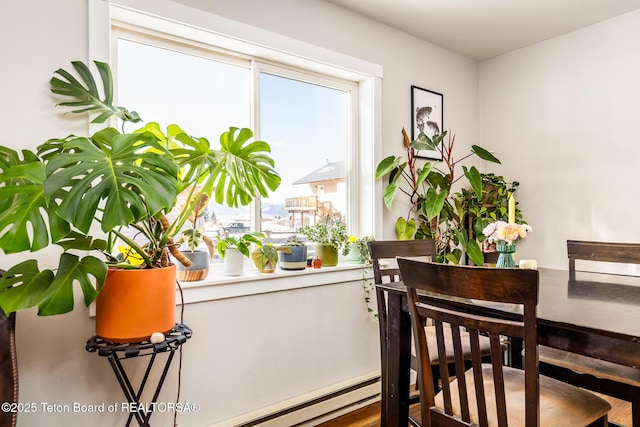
0,61 -> 281,317
375,128 -> 501,265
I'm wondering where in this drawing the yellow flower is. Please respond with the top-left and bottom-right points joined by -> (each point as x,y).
349,236 -> 358,243
117,245 -> 145,266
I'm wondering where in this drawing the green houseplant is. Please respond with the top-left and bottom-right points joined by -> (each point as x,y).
375,128 -> 501,266
216,232 -> 266,259
251,243 -> 291,273
217,232 -> 265,275
456,172 -> 525,256
279,235 -> 308,270
0,61 -> 281,327
174,193 -> 216,281
346,235 -> 375,264
299,217 -> 350,267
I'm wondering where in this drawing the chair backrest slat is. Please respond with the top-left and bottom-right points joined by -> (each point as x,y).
568,240 -> 640,279
491,334 -> 508,427
568,240 -> 640,264
367,239 -> 437,285
469,331 -> 489,427
399,258 -> 540,427
435,321 -> 454,415
451,326 -> 471,422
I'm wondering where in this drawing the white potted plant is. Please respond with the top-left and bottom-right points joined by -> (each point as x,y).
217,232 -> 265,276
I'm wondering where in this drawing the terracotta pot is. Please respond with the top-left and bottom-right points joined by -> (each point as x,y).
312,257 -> 322,268
96,264 -> 176,343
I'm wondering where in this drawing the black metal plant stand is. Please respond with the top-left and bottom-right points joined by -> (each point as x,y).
86,323 -> 192,427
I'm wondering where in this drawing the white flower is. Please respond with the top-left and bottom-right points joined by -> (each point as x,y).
483,220 -> 532,244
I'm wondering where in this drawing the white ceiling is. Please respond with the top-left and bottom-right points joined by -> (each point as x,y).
326,0 -> 640,60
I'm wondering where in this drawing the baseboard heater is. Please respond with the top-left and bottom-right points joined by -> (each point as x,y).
213,371 -> 381,427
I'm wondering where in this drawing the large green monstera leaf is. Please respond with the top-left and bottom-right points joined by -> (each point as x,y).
0,147 -> 70,253
50,60 -> 140,124
39,128 -> 180,234
0,255 -> 107,316
213,127 -> 281,207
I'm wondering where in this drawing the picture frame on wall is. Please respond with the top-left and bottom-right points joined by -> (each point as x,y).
411,85 -> 443,160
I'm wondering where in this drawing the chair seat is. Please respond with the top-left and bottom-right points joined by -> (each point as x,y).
412,326 -> 498,365
540,345 -> 640,387
434,364 -> 612,427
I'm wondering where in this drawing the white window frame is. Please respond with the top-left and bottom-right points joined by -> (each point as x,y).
89,0 -> 383,301
252,61 -> 358,233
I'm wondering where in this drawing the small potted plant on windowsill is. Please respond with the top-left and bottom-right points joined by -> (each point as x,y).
217,232 -> 265,276
346,236 -> 375,264
300,216 -> 350,267
279,235 -> 308,270
251,243 -> 291,273
174,193 -> 216,281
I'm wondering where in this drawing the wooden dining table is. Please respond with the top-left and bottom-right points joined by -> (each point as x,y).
376,267 -> 640,427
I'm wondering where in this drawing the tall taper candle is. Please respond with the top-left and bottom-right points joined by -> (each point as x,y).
508,194 -> 515,223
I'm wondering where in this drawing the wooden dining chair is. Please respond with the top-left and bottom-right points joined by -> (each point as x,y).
540,239 -> 640,426
568,239 -> 640,280
368,241 -> 496,395
398,258 -> 611,427
0,269 -> 18,427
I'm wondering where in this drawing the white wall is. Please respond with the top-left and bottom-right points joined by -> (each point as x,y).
13,271 -> 380,427
0,0 -> 479,425
7,0 -> 639,424
479,9 -> 640,271
173,0 -> 480,240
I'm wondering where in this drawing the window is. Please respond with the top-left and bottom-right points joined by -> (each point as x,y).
117,37 -> 251,138
114,27 -> 358,246
258,68 -> 353,235
94,1 -> 382,259
116,32 -> 251,232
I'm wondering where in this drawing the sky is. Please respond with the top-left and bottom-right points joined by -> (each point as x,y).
117,38 -> 349,224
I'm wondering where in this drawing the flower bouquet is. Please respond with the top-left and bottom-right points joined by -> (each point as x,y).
482,221 -> 532,268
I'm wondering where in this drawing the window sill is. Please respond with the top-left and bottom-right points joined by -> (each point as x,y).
178,262 -> 371,304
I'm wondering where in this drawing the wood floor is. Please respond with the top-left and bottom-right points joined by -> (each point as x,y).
316,401 -> 382,427
317,393 -> 632,427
